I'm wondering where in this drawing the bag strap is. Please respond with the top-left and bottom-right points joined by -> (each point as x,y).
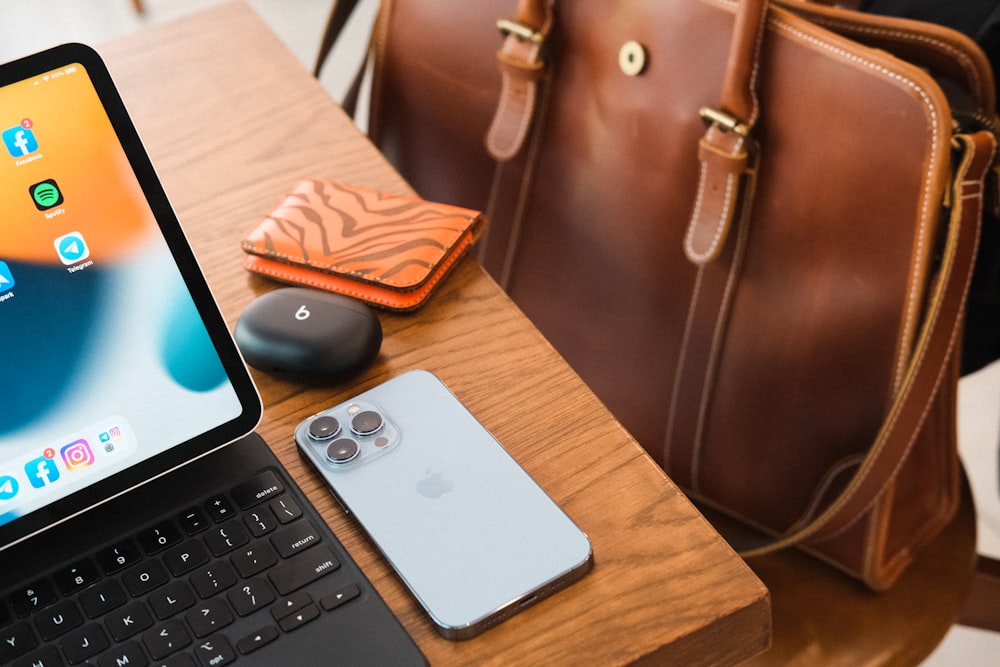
744,129 -> 995,554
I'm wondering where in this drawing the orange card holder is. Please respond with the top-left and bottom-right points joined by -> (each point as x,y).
242,179 -> 486,311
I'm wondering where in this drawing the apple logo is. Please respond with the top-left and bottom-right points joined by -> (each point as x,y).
416,469 -> 455,499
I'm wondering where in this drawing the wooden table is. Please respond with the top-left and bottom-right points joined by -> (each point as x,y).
98,3 -> 771,664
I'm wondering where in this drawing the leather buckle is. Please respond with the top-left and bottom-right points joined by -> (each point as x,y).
699,107 -> 749,137
497,19 -> 544,44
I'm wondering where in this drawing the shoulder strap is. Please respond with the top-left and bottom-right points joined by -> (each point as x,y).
743,129 -> 995,555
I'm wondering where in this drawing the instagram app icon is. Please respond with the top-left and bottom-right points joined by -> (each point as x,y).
61,439 -> 95,471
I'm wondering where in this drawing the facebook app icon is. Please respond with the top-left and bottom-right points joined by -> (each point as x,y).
2,125 -> 38,157
25,456 -> 60,488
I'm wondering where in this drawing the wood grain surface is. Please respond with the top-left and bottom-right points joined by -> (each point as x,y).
97,3 -> 771,664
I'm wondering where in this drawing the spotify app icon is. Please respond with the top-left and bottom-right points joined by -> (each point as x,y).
29,178 -> 64,210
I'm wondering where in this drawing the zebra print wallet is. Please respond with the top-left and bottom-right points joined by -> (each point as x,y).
241,179 -> 486,311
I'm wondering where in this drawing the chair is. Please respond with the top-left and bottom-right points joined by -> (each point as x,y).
703,473 -> 991,665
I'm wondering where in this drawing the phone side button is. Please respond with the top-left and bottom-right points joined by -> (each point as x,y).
267,546 -> 341,596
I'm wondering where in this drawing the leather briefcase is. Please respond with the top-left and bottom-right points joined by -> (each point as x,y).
319,0 -> 998,589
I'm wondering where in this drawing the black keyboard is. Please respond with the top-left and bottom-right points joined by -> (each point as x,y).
0,469 -> 365,667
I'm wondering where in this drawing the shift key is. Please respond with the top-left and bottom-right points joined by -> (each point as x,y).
269,546 -> 341,595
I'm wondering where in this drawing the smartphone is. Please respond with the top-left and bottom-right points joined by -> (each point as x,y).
295,370 -> 593,639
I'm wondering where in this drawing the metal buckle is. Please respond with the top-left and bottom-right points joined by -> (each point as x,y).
699,107 -> 749,137
497,19 -> 544,44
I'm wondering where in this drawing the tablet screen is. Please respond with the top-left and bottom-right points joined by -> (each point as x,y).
0,44 -> 260,542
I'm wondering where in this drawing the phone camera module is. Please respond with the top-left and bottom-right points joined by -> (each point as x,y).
309,415 -> 341,440
350,410 -> 383,436
326,438 -> 360,464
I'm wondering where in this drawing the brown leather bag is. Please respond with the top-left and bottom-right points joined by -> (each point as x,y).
318,0 -> 998,589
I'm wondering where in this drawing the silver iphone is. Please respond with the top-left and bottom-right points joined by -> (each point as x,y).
295,370 -> 593,639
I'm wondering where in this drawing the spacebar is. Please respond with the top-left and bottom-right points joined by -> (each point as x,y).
268,545 -> 341,595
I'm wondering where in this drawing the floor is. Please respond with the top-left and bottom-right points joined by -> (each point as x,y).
1,1 -> 998,664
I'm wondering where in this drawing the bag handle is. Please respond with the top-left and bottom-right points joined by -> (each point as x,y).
684,0 -> 768,264
486,0 -> 555,160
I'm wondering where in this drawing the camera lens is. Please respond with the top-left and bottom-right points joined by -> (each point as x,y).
326,438 -> 359,464
350,410 -> 383,436
309,416 -> 341,440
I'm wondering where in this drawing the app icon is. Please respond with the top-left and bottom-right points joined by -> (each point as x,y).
54,231 -> 90,265
2,125 -> 38,157
0,261 -> 13,294
60,440 -> 95,471
0,475 -> 18,501
29,179 -> 63,210
24,457 -> 60,488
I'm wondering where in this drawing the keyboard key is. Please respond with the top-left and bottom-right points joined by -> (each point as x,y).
34,599 -> 83,640
231,470 -> 285,509
138,521 -> 183,555
231,542 -> 278,578
160,653 -> 197,667
227,578 -> 275,617
163,540 -> 210,576
148,581 -> 196,620
268,545 -> 340,596
268,496 -> 301,524
106,601 -> 153,641
143,619 -> 191,660
190,562 -> 237,599
95,640 -> 146,667
184,599 -> 233,638
243,508 -> 277,538
271,520 -> 322,559
0,621 -> 37,663
277,603 -> 320,632
11,644 -> 60,667
60,623 -> 110,664
270,591 -> 312,621
79,580 -> 127,619
193,635 -> 236,667
96,540 -> 142,575
320,583 -> 362,612
204,495 -> 236,523
178,507 -> 210,535
204,521 -> 249,557
9,579 -> 56,617
53,559 -> 100,596
235,625 -> 279,655
122,560 -> 168,597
